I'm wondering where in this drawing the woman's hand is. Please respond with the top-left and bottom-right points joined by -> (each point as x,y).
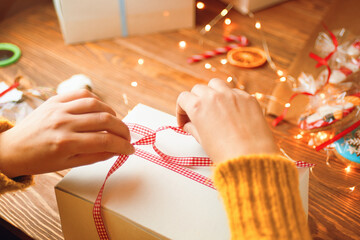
176,78 -> 278,164
0,89 -> 134,178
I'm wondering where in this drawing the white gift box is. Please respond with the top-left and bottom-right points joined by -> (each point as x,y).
55,104 -> 309,239
53,0 -> 195,44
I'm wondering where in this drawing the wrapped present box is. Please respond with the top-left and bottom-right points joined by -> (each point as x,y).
55,104 -> 310,239
53,0 -> 194,44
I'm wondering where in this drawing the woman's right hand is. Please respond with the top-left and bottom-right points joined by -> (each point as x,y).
0,89 -> 134,178
176,78 -> 278,164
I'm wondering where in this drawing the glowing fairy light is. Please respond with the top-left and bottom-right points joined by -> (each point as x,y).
318,132 -> 328,141
224,18 -> 231,25
349,186 -> 355,192
138,58 -> 144,65
345,165 -> 351,173
179,41 -> 186,49
294,134 -> 303,140
254,92 -> 263,100
131,81 -> 138,87
227,76 -> 233,82
220,9 -> 229,16
280,76 -> 286,82
320,93 -> 326,99
196,2 -> 205,9
204,63 -> 212,69
200,3 -> 233,35
285,103 -> 291,108
220,58 -> 227,64
122,93 -> 128,105
204,24 -> 211,32
255,21 -> 261,29
277,70 -> 284,77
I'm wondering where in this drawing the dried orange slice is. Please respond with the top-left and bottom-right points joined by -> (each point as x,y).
227,47 -> 266,68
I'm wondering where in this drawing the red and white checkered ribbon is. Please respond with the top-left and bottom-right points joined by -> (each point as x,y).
187,35 -> 249,63
93,123 -> 314,239
93,124 -> 214,239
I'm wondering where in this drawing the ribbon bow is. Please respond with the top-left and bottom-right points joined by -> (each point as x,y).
92,124 -> 214,240
92,123 -> 315,240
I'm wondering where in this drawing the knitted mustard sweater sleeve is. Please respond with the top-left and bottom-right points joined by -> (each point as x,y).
213,154 -> 311,240
0,118 -> 33,194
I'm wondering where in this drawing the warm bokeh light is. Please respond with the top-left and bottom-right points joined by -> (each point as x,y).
349,186 -> 355,192
204,63 -> 212,69
285,103 -> 291,108
318,132 -> 328,141
280,76 -> 286,82
179,41 -> 186,49
224,18 -> 231,25
345,165 -> 351,173
294,134 -> 303,139
131,81 -> 138,87
254,92 -> 263,100
320,93 -> 326,99
122,93 -> 128,105
205,24 -> 211,32
227,76 -> 233,82
277,70 -> 284,76
220,9 -> 228,16
220,58 -> 227,64
138,58 -> 144,65
255,21 -> 261,29
196,2 -> 205,9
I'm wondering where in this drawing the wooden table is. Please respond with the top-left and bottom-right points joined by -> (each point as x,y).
0,0 -> 359,239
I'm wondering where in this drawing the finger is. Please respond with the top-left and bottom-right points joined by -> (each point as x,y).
233,88 -> 251,98
176,91 -> 198,127
67,152 -> 118,168
71,112 -> 131,141
64,97 -> 116,116
52,89 -> 100,103
208,78 -> 231,92
183,122 -> 200,143
72,132 -> 135,155
191,84 -> 214,97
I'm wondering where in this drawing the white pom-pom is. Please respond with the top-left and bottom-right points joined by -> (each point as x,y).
57,74 -> 93,95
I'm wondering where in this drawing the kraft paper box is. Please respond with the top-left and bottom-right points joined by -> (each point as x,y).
267,0 -> 360,125
55,104 -> 309,239
53,0 -> 194,44
221,0 -> 287,14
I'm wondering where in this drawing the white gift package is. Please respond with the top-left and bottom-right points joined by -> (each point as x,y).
53,0 -> 194,44
55,104 -> 309,239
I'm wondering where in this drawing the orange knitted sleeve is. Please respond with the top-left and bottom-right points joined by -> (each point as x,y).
0,118 -> 33,194
213,154 -> 311,240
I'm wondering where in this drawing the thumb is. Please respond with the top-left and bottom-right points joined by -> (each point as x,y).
183,122 -> 200,143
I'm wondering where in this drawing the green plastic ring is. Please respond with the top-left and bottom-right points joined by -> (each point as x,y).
0,43 -> 21,67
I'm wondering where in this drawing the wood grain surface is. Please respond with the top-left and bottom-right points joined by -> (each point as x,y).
0,0 -> 359,239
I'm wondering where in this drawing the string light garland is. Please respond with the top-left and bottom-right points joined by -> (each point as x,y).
200,3 -> 233,34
